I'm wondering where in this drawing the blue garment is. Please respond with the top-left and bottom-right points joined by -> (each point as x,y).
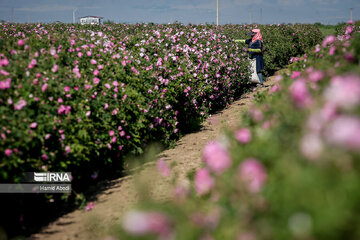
257,73 -> 263,84
245,39 -> 264,73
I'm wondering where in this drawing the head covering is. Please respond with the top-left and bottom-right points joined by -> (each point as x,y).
251,29 -> 263,43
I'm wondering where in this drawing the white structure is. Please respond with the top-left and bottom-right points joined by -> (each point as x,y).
80,16 -> 103,25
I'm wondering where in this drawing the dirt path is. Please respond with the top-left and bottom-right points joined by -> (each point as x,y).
30,75 -> 279,240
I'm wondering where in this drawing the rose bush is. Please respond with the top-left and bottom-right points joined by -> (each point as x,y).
112,23 -> 360,240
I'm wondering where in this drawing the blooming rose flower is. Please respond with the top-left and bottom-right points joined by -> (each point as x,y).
238,158 -> 267,193
203,141 -> 231,174
195,168 -> 215,195
122,210 -> 172,237
324,75 -> 360,110
4,149 -> 12,156
235,128 -> 252,144
289,79 -> 312,108
322,35 -> 336,48
14,99 -> 27,110
324,115 -> 360,150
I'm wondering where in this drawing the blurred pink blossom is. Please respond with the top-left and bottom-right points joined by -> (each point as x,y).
18,39 -> 24,46
86,111 -> 91,116
203,141 -> 232,174
322,35 -> 336,48
345,26 -> 354,35
290,71 -> 301,79
0,78 -> 11,90
329,46 -> 336,55
235,128 -> 252,144
289,79 -> 312,108
30,122 -> 38,128
90,59 -> 97,65
300,133 -> 324,161
41,83 -> 48,92
14,99 -> 27,110
93,77 -> 100,85
65,146 -> 71,154
4,149 -> 12,156
157,159 -> 171,177
63,86 -> 70,92
195,168 -> 215,195
344,53 -> 355,62
238,158 -> 267,193
51,64 -> 58,73
84,202 -> 94,211
109,130 -> 114,136
269,85 -> 280,94
174,181 -> 190,199
325,115 -> 360,150
308,70 -> 325,82
324,75 -> 360,110
249,107 -> 263,122
0,70 -> 9,76
122,210 -> 172,237
28,59 -> 37,69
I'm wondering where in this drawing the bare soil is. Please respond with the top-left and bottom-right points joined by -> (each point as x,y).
30,75 -> 279,240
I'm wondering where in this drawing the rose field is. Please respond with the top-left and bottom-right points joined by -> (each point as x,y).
0,20 -> 359,239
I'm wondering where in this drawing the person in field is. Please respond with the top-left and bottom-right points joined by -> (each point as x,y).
235,29 -> 264,86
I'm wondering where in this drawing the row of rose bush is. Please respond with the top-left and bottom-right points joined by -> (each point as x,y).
0,23 -> 321,187
0,23 -> 321,235
111,22 -> 360,240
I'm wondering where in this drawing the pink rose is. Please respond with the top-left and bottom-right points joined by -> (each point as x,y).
308,70 -> 324,82
30,122 -> 38,128
325,115 -> 360,150
41,84 -> 48,92
235,128 -> 252,144
324,75 -> 360,110
289,78 -> 312,108
122,210 -> 172,237
238,158 -> 267,193
65,146 -> 71,154
18,39 -> 24,46
84,202 -> 94,211
195,168 -> 215,195
0,78 -> 11,90
51,64 -> 58,73
322,35 -> 336,48
290,71 -> 301,79
93,77 -> 100,85
14,99 -> 27,110
4,149 -> 12,156
203,141 -> 231,174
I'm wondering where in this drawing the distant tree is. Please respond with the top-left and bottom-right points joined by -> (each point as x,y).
103,19 -> 114,24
